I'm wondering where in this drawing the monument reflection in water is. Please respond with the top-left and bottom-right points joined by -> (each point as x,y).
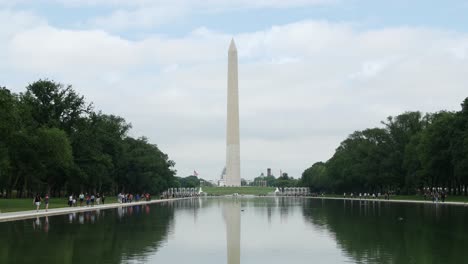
223,199 -> 241,264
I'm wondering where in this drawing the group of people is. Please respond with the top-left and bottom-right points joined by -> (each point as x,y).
33,194 -> 49,212
117,193 -> 151,203
69,193 -> 106,207
424,191 -> 447,203
343,192 -> 391,200
32,192 -> 107,212
32,191 -> 158,212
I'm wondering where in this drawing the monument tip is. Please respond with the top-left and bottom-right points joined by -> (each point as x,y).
229,38 -> 237,52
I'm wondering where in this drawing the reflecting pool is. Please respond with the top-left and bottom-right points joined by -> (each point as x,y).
1,197 -> 467,263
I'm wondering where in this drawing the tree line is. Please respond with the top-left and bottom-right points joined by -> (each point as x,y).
301,98 -> 468,195
0,80 -> 177,198
250,173 -> 299,187
174,175 -> 214,188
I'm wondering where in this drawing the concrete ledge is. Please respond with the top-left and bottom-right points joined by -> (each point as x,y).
0,197 -> 191,223
302,196 -> 468,207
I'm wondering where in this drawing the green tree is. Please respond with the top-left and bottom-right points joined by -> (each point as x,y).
0,87 -> 20,196
303,98 -> 468,196
450,98 -> 468,195
21,79 -> 91,132
383,112 -> 426,191
70,113 -> 130,194
0,79 -> 178,198
35,127 -> 73,195
417,112 -> 456,189
119,137 -> 176,194
176,176 -> 200,188
301,162 -> 328,191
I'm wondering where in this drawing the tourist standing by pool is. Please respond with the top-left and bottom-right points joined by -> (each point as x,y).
44,194 -> 50,212
79,193 -> 84,206
33,194 -> 42,212
102,194 -> 106,204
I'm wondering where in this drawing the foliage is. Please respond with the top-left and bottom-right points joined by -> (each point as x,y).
173,175 -> 214,188
203,186 -> 275,195
175,176 -> 200,188
301,99 -> 468,195
0,80 -> 176,198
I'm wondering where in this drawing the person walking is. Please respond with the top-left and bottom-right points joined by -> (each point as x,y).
96,193 -> 101,205
79,193 -> 84,206
102,194 -> 106,204
68,194 -> 73,207
90,194 -> 95,206
44,194 -> 50,212
33,194 -> 42,212
86,194 -> 90,207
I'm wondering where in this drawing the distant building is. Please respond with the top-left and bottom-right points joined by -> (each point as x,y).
254,179 -> 267,187
208,180 -> 217,186
218,179 -> 226,187
267,168 -> 272,177
218,167 -> 226,186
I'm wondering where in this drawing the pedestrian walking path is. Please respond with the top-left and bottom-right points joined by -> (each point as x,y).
0,197 -> 190,223
306,196 -> 468,207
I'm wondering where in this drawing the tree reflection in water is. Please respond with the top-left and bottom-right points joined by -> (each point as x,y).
0,203 -> 175,264
301,199 -> 468,264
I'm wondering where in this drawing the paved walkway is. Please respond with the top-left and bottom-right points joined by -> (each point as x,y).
0,197 -> 190,223
305,196 -> 468,207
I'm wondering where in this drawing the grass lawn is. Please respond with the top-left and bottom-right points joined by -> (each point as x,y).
203,186 -> 275,196
1,197 -> 74,213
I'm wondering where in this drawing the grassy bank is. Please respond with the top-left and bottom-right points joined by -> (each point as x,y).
323,194 -> 468,203
0,198 -> 72,213
392,195 -> 468,203
203,187 -> 275,196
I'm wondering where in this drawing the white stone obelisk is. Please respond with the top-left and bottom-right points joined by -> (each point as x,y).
226,39 -> 241,187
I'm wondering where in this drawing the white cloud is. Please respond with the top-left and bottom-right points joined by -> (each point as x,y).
0,9 -> 45,36
8,26 -> 138,73
0,0 -> 337,31
349,57 -> 400,80
52,0 -> 335,8
2,11 -> 468,180
89,6 -> 186,31
83,0 -> 337,31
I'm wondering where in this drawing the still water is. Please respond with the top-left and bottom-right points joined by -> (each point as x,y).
1,197 -> 467,264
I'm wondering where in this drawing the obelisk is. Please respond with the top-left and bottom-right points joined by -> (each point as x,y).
226,39 -> 241,187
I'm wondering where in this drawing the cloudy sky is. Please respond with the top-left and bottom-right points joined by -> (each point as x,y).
1,0 -> 468,181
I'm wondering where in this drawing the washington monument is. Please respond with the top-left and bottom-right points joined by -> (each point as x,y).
225,39 -> 241,186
